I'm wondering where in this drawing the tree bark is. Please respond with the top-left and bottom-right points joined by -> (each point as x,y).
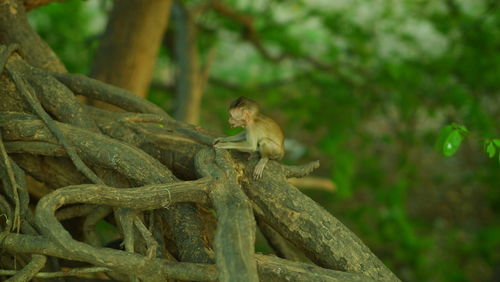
0,0 -> 65,72
91,0 -> 173,98
172,1 -> 215,125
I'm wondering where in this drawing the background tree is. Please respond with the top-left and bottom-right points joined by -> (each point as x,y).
1,0 -> 499,281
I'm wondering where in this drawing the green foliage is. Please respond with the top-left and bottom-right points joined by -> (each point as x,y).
28,0 -> 106,73
485,139 -> 500,162
31,0 -> 500,280
202,2 -> 499,281
486,141 -> 496,158
95,220 -> 120,246
436,123 -> 500,163
435,124 -> 468,157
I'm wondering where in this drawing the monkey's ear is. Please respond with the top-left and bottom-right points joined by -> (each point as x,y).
230,96 -> 245,109
243,108 -> 253,120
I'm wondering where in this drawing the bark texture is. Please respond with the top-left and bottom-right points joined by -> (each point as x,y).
91,0 -> 173,98
0,0 -> 400,280
0,47 -> 399,281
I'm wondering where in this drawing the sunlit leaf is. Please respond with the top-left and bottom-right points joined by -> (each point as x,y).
486,142 -> 496,158
442,130 -> 463,157
435,125 -> 454,154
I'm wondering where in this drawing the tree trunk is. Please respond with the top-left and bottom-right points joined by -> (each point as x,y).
91,0 -> 172,98
172,2 -> 215,125
0,0 -> 65,72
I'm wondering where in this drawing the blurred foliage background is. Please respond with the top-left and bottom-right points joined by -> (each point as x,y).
29,0 -> 499,281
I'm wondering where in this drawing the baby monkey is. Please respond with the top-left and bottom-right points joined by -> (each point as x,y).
213,97 -> 284,179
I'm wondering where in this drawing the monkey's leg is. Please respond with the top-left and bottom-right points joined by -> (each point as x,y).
253,157 -> 269,179
254,138 -> 281,179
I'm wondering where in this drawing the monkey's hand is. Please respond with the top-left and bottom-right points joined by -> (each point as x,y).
214,142 -> 229,149
214,139 -> 230,149
212,137 -> 224,146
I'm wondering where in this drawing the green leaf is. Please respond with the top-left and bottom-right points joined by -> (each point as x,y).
493,139 -> 500,147
442,130 -> 463,157
435,125 -> 454,154
486,142 -> 496,158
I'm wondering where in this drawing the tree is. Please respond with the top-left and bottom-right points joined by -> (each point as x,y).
0,0 -> 401,281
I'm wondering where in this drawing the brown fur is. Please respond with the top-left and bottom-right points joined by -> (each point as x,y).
214,96 -> 285,179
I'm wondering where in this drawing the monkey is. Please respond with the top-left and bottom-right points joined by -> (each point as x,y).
213,96 -> 285,179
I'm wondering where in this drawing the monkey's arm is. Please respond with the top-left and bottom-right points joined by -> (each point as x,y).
214,140 -> 257,153
213,131 -> 246,144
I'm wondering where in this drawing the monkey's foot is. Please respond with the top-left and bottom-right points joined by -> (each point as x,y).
253,158 -> 269,179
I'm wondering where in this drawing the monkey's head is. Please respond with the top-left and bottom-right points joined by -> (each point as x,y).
228,96 -> 259,128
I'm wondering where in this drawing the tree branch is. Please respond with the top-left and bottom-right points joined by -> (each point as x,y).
0,266 -> 110,279
2,233 -> 379,281
53,73 -> 171,119
195,148 -> 259,282
242,161 -> 400,281
2,234 -> 217,281
0,113 -> 178,184
282,160 -> 320,178
7,60 -> 104,185
4,254 -> 46,282
37,179 -> 210,211
0,131 -> 22,232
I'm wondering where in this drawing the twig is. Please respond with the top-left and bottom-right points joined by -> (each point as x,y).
6,68 -> 104,185
281,160 -> 320,178
0,44 -> 19,75
133,215 -> 159,259
0,131 -> 21,232
5,254 -> 46,282
56,204 -> 97,221
83,206 -> 112,247
288,176 -> 336,191
115,208 -> 138,282
0,194 -> 13,230
116,208 -> 135,253
0,266 -> 110,278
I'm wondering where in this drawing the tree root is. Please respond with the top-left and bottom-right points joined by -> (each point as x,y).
0,48 -> 399,281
